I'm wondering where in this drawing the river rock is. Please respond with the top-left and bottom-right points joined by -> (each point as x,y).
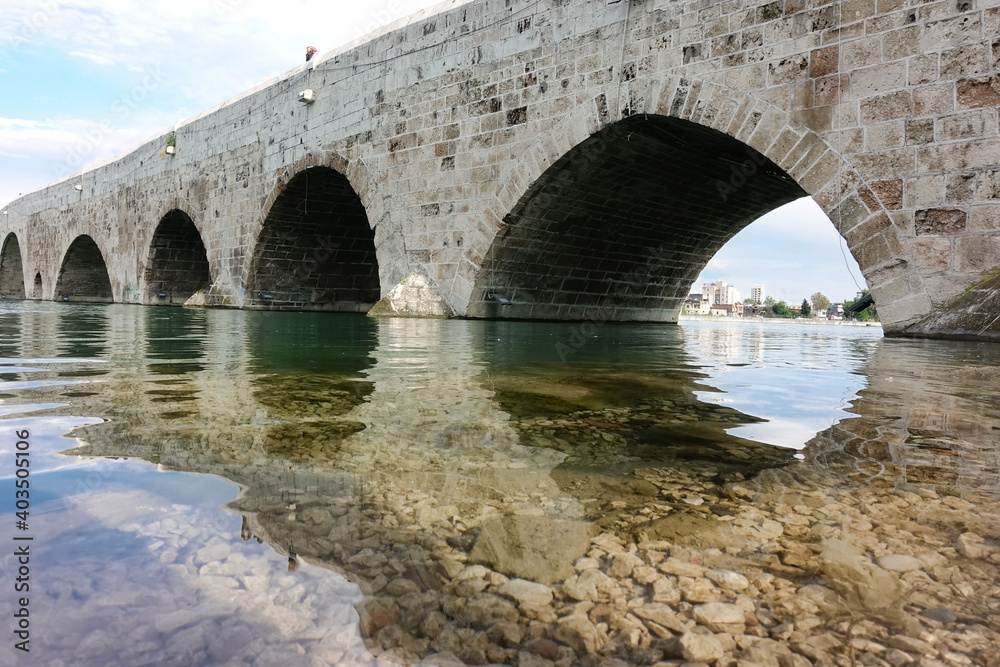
633,603 -> 687,633
607,551 -> 643,578
470,515 -> 591,584
706,569 -> 750,591
818,539 -> 901,610
153,609 -> 204,635
679,631 -> 725,662
877,554 -> 924,572
659,557 -> 706,577
888,634 -> 935,655
356,597 -> 401,638
554,615 -> 605,653
563,569 -> 615,602
680,577 -> 721,603
956,532 -> 991,559
920,607 -> 957,624
693,602 -> 746,634
499,579 -> 553,608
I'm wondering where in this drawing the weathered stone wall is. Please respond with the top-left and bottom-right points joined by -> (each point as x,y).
1,0 -> 998,338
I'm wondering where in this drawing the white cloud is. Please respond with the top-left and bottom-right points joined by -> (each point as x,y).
0,0 -> 448,204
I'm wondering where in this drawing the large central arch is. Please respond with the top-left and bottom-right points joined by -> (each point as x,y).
0,233 -> 26,300
246,165 -> 380,312
463,79 -> 922,325
469,114 -> 806,320
55,235 -> 114,303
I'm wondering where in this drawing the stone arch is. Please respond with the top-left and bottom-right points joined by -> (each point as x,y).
0,233 -> 26,299
244,152 -> 385,312
465,78 -> 927,326
144,209 -> 211,305
32,273 -> 42,300
55,235 -> 114,303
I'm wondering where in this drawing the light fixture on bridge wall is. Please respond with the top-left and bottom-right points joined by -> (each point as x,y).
488,292 -> 512,305
156,292 -> 167,298
297,89 -> 315,104
258,291 -> 273,300
74,184 -> 83,192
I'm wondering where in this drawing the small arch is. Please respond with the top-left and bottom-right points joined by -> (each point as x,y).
246,165 -> 380,312
33,273 -> 43,300
0,233 -> 26,300
144,209 -> 211,305
55,235 -> 114,303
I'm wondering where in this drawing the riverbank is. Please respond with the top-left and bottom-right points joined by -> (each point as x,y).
680,315 -> 882,328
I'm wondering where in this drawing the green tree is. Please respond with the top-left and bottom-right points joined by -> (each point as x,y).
771,300 -> 793,317
763,296 -> 776,308
800,298 -> 811,316
810,291 -> 830,313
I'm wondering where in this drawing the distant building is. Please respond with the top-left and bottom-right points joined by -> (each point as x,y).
682,294 -> 711,315
710,303 -> 744,317
702,280 -> 741,306
827,303 -> 844,320
751,285 -> 765,304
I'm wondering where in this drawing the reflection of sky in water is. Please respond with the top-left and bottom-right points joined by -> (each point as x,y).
680,320 -> 882,449
0,416 -> 372,667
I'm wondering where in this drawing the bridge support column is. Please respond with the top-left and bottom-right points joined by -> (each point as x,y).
368,267 -> 455,319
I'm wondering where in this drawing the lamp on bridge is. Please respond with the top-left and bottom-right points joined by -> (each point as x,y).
488,292 -> 512,306
156,292 -> 167,298
258,291 -> 273,300
74,184 -> 83,192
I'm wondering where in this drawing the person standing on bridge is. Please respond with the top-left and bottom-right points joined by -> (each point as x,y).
305,46 -> 317,62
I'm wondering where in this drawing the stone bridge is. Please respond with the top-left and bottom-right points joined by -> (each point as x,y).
1,0 -> 998,339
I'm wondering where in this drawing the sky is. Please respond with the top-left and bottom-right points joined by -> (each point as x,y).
0,0 -> 866,304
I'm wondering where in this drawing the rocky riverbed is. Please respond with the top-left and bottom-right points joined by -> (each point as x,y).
5,311 -> 997,666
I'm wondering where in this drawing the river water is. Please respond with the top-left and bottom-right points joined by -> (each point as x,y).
0,302 -> 997,666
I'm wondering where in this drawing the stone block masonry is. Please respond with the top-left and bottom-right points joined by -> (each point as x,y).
1,0 -> 999,340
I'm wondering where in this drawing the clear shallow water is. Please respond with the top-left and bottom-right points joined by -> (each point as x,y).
0,303 -> 997,666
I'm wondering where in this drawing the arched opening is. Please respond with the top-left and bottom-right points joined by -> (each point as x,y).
469,115 -> 807,321
144,210 -> 211,305
247,166 -> 379,312
689,196 -> 871,321
0,233 -> 26,300
33,273 -> 42,300
55,235 -> 114,303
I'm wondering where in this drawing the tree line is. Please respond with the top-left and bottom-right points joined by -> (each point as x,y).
743,290 -> 878,321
